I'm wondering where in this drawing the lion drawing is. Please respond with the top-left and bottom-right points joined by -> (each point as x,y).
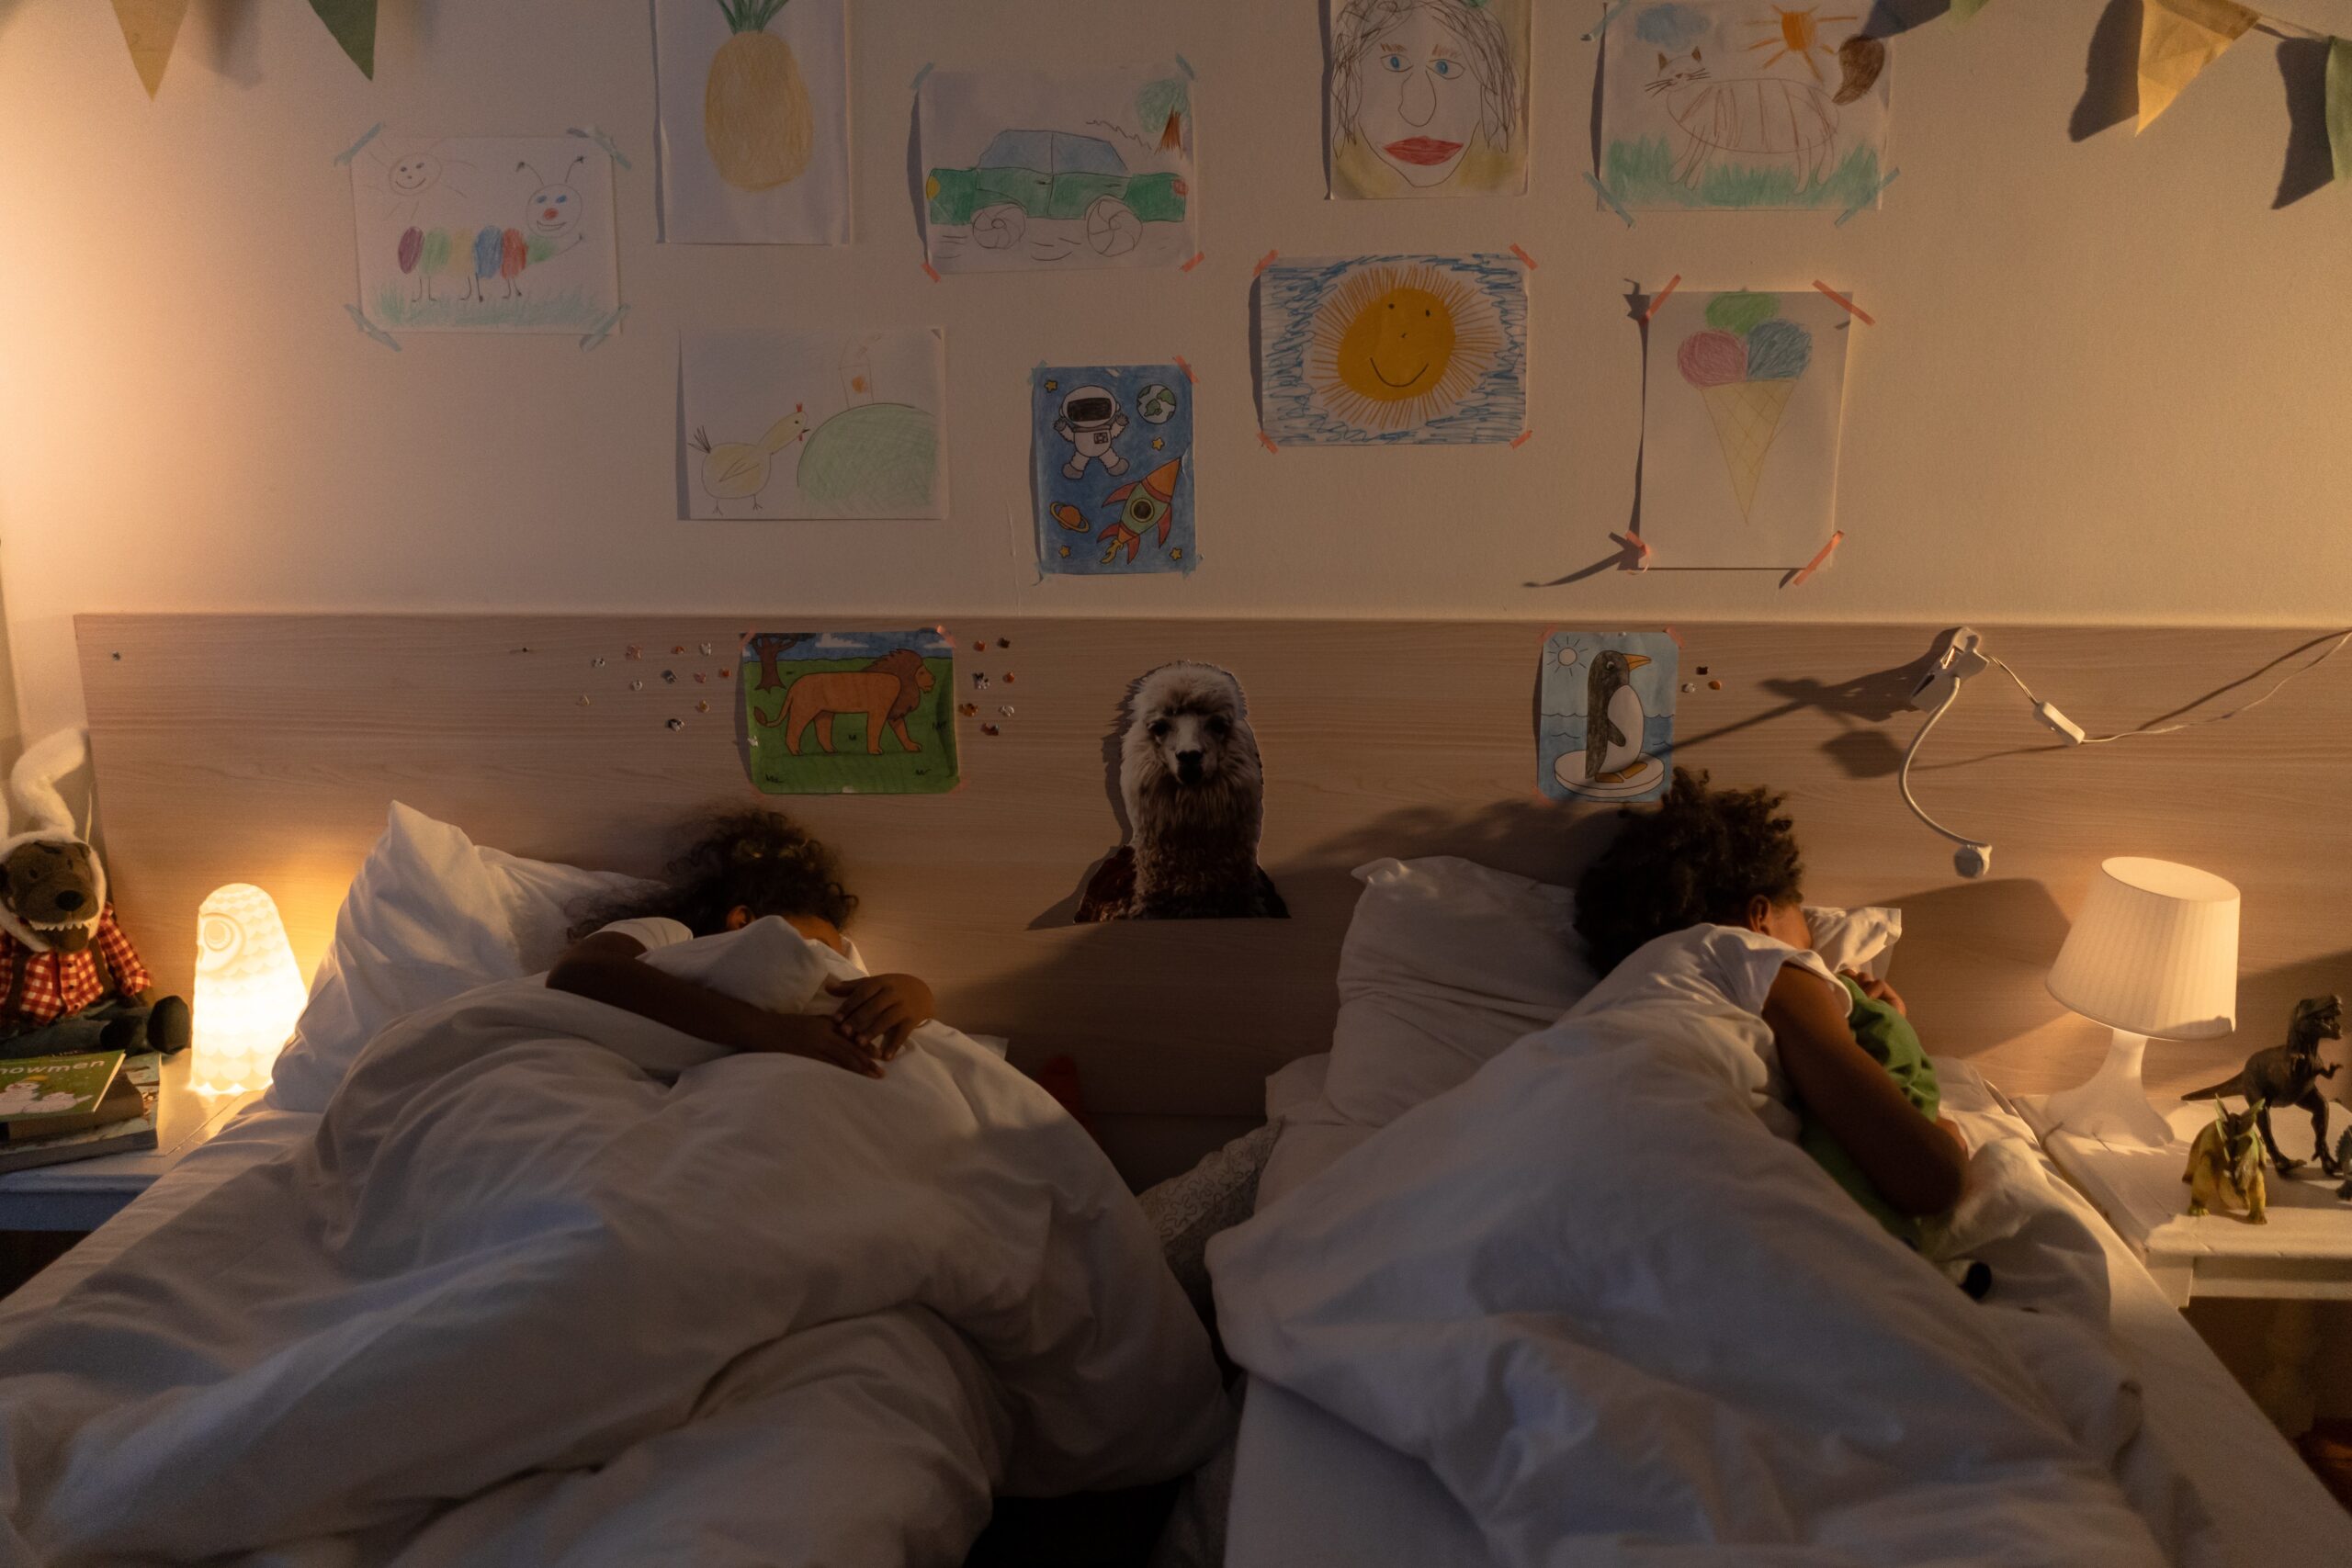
761,649 -> 935,756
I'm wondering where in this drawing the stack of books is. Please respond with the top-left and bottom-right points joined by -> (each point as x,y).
0,1051 -> 161,1174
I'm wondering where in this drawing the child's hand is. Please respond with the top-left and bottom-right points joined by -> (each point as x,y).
1840,969 -> 1908,1017
756,1015 -> 884,1078
825,975 -> 934,1060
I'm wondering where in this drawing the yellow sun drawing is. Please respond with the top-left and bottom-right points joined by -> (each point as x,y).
1304,260 -> 1503,437
1747,6 -> 1857,81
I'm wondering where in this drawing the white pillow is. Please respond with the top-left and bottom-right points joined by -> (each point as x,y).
1804,904 -> 1904,979
1318,856 -> 1903,1130
266,805 -> 649,1111
1322,857 -> 1598,1129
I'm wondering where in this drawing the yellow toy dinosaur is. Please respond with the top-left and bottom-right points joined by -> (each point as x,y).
2183,1100 -> 2267,1224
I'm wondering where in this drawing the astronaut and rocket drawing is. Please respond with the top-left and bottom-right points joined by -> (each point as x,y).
1539,630 -> 1679,804
1034,365 -> 1195,576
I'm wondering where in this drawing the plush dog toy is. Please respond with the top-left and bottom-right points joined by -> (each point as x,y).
0,729 -> 187,1058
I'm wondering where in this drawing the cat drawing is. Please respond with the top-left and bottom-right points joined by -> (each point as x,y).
1647,49 -> 1840,194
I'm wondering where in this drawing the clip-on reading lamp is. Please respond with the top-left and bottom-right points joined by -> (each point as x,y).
1899,627 -> 1997,878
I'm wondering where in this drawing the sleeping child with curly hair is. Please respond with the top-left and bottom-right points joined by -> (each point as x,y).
1574,770 -> 1969,1237
549,808 -> 933,1079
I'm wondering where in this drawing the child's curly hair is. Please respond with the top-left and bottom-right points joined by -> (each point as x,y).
1573,769 -> 1804,972
570,807 -> 856,940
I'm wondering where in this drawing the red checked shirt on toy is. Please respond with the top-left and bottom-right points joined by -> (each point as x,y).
0,905 -> 150,1027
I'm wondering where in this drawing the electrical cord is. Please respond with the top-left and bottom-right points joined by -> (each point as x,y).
1991,629 -> 2352,746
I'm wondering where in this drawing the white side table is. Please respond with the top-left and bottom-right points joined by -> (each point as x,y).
0,1054 -> 263,1232
2020,1093 -> 2351,1433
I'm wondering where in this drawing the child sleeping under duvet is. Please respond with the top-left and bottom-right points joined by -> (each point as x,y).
1573,767 -> 1970,1235
0,807 -> 1225,1566
552,807 -> 937,1077
1207,770 -> 2214,1565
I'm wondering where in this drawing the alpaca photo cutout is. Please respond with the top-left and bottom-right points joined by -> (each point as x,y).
681,329 -> 946,519
1074,663 -> 1287,922
654,0 -> 850,244
1640,288 -> 1849,565
1539,631 -> 1679,803
741,630 -> 959,795
1600,2 -> 1891,211
1259,254 -> 1529,445
349,135 -> 620,333
1326,0 -> 1532,198
920,64 -> 1196,273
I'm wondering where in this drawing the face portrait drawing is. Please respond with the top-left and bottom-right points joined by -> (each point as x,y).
1331,0 -> 1521,193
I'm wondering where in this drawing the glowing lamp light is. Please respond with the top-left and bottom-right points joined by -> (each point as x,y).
2041,857 -> 2241,1147
192,884 -> 306,1097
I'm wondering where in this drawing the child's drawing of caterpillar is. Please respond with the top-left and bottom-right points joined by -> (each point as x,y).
398,157 -> 590,305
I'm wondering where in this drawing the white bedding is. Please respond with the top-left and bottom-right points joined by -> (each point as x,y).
1211,976 -> 2231,1568
0,920 -> 1225,1566
1227,1061 -> 2352,1568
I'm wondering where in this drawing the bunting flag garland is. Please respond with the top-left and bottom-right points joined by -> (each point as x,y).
2331,38 -> 2352,182
2138,0 -> 2260,130
109,0 -> 189,98
1950,0 -> 1995,20
308,0 -> 378,80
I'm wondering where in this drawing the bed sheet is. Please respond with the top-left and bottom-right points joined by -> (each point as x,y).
1227,1059 -> 2352,1568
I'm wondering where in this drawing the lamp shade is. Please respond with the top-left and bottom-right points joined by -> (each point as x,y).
192,884 -> 306,1096
2047,857 -> 2239,1040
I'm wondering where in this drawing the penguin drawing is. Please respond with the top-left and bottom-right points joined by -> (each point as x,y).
1558,648 -> 1665,800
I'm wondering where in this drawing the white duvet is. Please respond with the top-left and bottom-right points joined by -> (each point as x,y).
1209,984 -> 2218,1567
0,920 -> 1225,1566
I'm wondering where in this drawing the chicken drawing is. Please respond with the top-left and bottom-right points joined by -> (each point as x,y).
690,408 -> 806,514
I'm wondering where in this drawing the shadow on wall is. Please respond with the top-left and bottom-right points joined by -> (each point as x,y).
1876,877 -> 2078,1075
2271,38 -> 2338,209
1668,646 -> 1939,780
2072,0 -> 2141,141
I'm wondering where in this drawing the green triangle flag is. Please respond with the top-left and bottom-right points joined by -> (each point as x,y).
110,0 -> 190,97
2331,39 -> 2352,183
309,0 -> 377,79
1951,0 -> 1994,19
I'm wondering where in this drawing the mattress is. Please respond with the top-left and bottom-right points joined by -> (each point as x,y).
1226,1059 -> 2352,1567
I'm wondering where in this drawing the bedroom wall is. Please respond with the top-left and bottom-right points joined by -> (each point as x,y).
0,1 -> 2349,741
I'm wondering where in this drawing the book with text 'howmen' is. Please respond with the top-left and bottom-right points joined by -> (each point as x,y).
0,1055 -> 159,1173
0,1052 -> 125,1123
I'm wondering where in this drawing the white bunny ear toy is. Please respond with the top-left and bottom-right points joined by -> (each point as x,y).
11,728 -> 90,840
0,729 -> 106,953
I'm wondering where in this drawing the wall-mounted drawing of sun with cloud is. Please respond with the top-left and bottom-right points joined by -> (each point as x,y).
1261,254 -> 1528,446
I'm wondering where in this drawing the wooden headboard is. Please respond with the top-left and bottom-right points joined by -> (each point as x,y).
75,615 -> 2352,1184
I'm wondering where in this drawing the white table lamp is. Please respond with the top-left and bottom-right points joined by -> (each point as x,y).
192,884 -> 306,1097
2041,857 -> 2240,1146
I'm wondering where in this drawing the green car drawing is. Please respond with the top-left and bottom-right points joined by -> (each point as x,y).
926,130 -> 1188,257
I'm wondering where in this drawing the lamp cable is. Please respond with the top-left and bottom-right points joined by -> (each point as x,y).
1986,628 -> 2352,747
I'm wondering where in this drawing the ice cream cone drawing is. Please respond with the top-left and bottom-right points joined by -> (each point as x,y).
1677,292 -> 1812,521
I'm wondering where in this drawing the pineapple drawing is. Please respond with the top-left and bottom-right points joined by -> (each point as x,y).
705,0 -> 814,191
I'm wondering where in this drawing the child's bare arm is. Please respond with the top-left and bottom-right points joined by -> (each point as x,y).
547,932 -> 883,1077
1763,964 -> 1966,1217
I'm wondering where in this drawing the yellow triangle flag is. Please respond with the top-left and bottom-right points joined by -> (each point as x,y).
111,0 -> 191,98
2138,0 -> 2259,130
